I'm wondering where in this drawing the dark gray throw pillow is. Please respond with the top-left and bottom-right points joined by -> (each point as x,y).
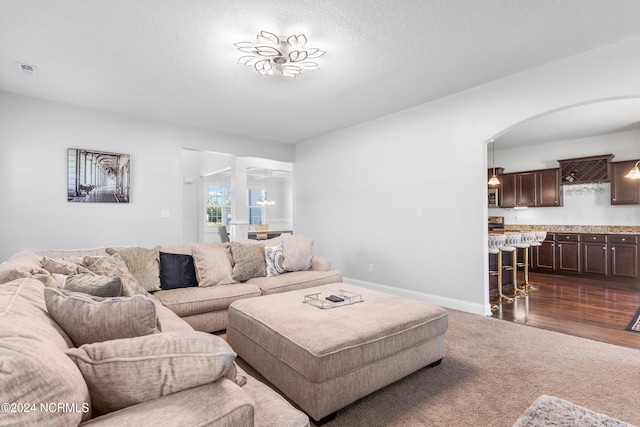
159,252 -> 198,290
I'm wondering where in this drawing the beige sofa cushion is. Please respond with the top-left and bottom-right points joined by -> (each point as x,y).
281,235 -> 314,272
44,288 -> 160,346
40,256 -> 81,275
83,253 -> 150,296
191,243 -> 235,286
0,278 -> 91,425
64,273 -> 122,297
247,270 -> 343,295
231,242 -> 267,282
66,331 -> 237,415
106,246 -> 161,291
153,283 -> 261,317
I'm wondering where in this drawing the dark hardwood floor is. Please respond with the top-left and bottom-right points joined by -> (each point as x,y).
491,272 -> 640,350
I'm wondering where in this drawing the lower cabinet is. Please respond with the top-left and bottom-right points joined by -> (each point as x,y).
532,232 -> 639,284
582,234 -> 608,276
610,235 -> 639,279
557,234 -> 581,273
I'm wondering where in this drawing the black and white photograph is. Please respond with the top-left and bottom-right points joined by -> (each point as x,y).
67,148 -> 130,203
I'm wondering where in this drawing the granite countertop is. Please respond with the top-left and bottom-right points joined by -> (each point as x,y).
504,224 -> 640,235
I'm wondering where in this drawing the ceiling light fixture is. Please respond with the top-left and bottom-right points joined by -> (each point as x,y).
235,31 -> 326,78
488,139 -> 501,185
256,169 -> 275,206
625,160 -> 640,179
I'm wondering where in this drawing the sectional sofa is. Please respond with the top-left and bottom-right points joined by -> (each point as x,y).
0,235 -> 341,426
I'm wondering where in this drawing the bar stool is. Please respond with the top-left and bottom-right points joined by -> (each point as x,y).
489,234 -> 513,307
515,231 -> 536,293
524,231 -> 547,292
502,232 -> 526,297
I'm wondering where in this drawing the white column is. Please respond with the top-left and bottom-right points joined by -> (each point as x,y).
229,157 -> 248,240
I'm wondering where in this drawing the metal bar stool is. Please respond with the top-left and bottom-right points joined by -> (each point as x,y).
502,232 -> 527,297
523,231 -> 547,292
515,231 -> 536,294
489,234 -> 513,307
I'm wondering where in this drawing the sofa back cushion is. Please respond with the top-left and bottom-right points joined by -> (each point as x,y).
44,288 -> 160,347
230,242 -> 267,282
191,243 -> 235,287
66,331 -> 237,415
0,278 -> 91,424
281,235 -> 314,272
105,246 -> 162,292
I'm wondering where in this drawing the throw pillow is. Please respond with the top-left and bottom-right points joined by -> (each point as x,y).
44,288 -> 159,347
40,256 -> 81,275
264,243 -> 287,277
105,246 -> 161,292
191,243 -> 235,287
281,235 -> 314,272
159,252 -> 198,290
64,273 -> 122,297
230,242 -> 267,282
65,331 -> 237,414
82,253 -> 149,296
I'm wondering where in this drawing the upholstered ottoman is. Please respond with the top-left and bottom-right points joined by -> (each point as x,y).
227,283 -> 448,423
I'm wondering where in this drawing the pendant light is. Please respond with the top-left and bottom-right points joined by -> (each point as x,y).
625,160 -> 640,179
488,139 -> 500,185
256,169 -> 275,206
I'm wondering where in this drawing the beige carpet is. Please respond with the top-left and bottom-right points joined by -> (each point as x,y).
237,309 -> 640,427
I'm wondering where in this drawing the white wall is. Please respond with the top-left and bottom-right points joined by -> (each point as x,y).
294,35 -> 640,315
0,92 -> 294,262
489,130 -> 640,225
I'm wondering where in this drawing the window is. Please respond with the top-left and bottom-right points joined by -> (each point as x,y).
205,186 -> 231,227
248,189 -> 264,225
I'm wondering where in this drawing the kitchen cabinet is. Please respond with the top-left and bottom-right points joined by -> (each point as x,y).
531,232 -> 639,284
534,233 -> 556,271
557,234 -> 581,273
582,234 -> 608,276
537,169 -> 562,206
610,235 -> 639,280
498,169 -> 561,207
499,174 -> 517,207
610,160 -> 639,205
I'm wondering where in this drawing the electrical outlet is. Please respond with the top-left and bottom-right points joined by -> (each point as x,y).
161,209 -> 171,218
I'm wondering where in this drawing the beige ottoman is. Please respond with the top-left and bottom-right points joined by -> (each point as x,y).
227,283 -> 448,423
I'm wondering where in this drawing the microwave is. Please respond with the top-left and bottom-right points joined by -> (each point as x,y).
488,188 -> 499,207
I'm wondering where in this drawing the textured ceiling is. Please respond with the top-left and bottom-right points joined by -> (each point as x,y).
2,0 -> 640,144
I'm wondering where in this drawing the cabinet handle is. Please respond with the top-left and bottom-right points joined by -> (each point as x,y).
612,247 -> 615,251
621,238 -> 626,241
593,237 -> 597,240
603,246 -> 606,250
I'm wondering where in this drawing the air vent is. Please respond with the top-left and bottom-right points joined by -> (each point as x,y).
16,62 -> 38,77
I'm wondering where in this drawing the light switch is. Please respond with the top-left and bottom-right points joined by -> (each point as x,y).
417,207 -> 423,217
161,209 -> 171,218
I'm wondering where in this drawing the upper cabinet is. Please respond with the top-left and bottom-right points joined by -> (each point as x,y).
611,160 -> 640,205
498,169 -> 561,208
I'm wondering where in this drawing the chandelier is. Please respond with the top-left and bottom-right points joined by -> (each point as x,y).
257,169 -> 275,206
235,31 -> 326,78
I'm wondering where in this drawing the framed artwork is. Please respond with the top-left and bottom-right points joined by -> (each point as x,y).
67,148 -> 130,203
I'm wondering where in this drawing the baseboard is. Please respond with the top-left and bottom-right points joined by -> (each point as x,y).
342,277 -> 491,316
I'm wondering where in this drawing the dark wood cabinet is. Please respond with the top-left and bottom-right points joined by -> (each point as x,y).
610,235 -> 639,279
534,233 -> 556,271
537,169 -> 562,206
498,169 -> 561,208
582,234 -> 608,276
610,160 -> 639,205
499,174 -> 517,207
531,232 -> 639,284
557,234 -> 581,273
517,172 -> 537,207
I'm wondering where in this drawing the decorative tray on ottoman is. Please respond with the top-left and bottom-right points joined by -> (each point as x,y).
303,289 -> 364,309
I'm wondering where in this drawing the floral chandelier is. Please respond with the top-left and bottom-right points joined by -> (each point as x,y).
235,31 -> 326,78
